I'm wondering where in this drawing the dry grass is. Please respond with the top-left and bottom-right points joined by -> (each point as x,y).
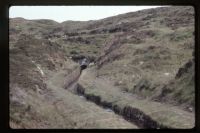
96,7 -> 194,107
9,6 -> 194,129
10,64 -> 137,128
78,68 -> 195,128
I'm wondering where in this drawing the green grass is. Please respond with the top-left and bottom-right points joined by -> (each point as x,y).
78,68 -> 194,128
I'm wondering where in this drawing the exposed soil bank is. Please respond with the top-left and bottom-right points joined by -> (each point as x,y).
75,83 -> 168,129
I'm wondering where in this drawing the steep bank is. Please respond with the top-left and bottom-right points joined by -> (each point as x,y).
76,68 -> 194,128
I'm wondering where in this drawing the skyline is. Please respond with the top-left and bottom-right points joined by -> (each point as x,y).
9,6 -> 164,23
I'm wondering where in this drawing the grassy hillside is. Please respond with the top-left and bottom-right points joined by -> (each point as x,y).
9,6 -> 195,128
154,59 -> 195,109
95,6 -> 194,110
